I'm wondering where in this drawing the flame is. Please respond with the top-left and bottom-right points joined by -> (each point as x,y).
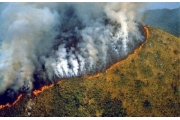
33,84 -> 54,96
85,73 -> 102,79
144,26 -> 149,39
12,94 -> 22,106
0,94 -> 22,110
0,103 -> 11,110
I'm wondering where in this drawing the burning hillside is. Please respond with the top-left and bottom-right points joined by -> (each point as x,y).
0,3 -> 146,108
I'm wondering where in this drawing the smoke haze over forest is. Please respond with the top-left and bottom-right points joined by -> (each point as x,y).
0,3 -> 145,100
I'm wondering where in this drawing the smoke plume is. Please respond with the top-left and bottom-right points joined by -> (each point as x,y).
0,3 -> 145,100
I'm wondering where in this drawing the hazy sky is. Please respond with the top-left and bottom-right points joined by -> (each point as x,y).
147,2 -> 180,10
0,2 -> 180,10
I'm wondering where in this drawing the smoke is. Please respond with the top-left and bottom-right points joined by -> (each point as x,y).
0,2 -> 145,99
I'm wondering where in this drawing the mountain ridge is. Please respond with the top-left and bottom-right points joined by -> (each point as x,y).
143,7 -> 180,37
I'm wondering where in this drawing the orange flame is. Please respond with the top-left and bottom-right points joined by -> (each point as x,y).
144,26 -> 149,39
33,84 -> 54,96
12,94 -> 22,106
85,73 -> 101,79
0,94 -> 22,110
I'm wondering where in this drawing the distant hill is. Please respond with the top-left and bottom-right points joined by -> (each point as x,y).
143,7 -> 180,37
0,27 -> 179,116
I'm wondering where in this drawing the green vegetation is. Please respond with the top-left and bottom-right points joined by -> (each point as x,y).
0,26 -> 179,116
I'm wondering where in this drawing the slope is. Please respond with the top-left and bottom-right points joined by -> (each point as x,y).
0,26 -> 179,116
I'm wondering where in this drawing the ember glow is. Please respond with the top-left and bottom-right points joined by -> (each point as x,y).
0,2 -> 146,108
33,84 -> 54,96
0,94 -> 22,109
144,26 -> 150,39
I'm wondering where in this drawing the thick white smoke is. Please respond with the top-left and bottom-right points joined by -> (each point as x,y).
0,3 -> 145,98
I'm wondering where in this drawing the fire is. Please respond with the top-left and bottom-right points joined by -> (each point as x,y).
85,73 -> 102,79
0,103 -> 11,110
0,83 -> 55,110
144,26 -> 149,39
33,84 -> 54,96
0,94 -> 22,110
12,94 -> 22,105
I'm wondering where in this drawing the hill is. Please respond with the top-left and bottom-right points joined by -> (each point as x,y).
0,26 -> 179,116
143,7 -> 180,37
